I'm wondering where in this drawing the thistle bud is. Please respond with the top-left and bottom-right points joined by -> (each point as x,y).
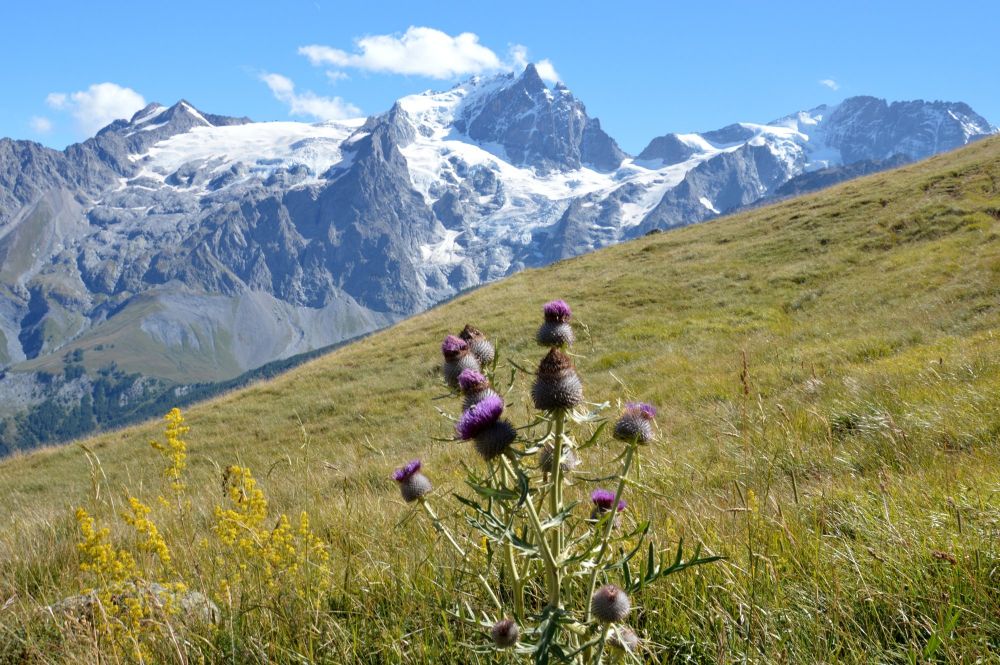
608,626 -> 640,653
441,335 -> 480,388
539,442 -> 579,476
591,584 -> 631,623
490,617 -> 520,648
459,324 -> 495,367
536,299 -> 575,347
613,402 -> 657,444
458,368 -> 500,410
474,420 -> 517,460
532,348 -> 583,411
391,460 -> 432,503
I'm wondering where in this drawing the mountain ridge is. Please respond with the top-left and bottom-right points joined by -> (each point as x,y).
0,67 -> 995,451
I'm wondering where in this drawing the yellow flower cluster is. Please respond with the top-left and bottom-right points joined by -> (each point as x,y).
74,506 -> 180,661
213,466 -> 330,602
121,496 -> 172,568
150,407 -> 189,498
75,507 -> 137,585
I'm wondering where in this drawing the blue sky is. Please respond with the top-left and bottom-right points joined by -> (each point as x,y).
3,0 -> 998,154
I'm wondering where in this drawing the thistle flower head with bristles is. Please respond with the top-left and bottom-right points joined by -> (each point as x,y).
457,394 -> 515,460
590,488 -> 626,526
490,618 -> 520,648
613,402 -> 657,444
537,300 -> 575,347
459,324 -> 495,367
392,459 -> 432,503
458,368 -> 499,410
441,335 -> 480,388
441,335 -> 467,358
543,299 -> 572,322
591,584 -> 631,623
590,489 -> 627,513
532,348 -> 584,410
456,395 -> 504,440
457,368 -> 488,393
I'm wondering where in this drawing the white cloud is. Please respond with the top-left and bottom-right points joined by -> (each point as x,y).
45,83 -> 146,136
325,70 -> 349,84
260,72 -> 361,121
299,26 -> 503,79
28,116 -> 53,134
509,44 -> 530,70
535,59 -> 560,83
819,78 -> 839,91
44,93 -> 67,109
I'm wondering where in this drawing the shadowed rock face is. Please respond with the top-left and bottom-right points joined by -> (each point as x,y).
0,76 -> 995,449
456,64 -> 626,172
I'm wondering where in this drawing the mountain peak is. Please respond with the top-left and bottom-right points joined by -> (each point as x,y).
517,63 -> 547,93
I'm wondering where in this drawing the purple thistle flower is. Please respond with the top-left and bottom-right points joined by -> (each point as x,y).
392,460 -> 432,503
457,368 -> 488,393
441,335 -> 468,358
456,394 -> 504,440
391,459 -> 422,482
537,300 -> 575,346
442,335 -> 480,388
543,299 -> 572,322
591,584 -> 631,623
625,402 -> 657,419
613,402 -> 657,444
590,489 -> 627,513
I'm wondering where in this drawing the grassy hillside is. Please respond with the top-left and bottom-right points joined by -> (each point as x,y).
2,137 -> 1000,663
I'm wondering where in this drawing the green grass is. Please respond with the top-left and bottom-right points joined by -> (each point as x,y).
1,137 -> 1000,663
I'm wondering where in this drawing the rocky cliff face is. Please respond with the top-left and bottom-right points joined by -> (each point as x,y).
0,66 -> 995,450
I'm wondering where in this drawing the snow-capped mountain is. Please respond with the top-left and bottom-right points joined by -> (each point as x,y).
0,64 -> 995,448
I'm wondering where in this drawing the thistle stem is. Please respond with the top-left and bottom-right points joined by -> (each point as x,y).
421,500 -> 466,558
548,408 -> 567,609
500,463 -> 525,620
592,623 -> 612,665
421,499 -> 502,610
583,439 -> 639,624
500,455 -> 558,572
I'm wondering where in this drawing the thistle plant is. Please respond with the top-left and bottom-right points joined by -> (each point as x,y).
395,303 -> 721,663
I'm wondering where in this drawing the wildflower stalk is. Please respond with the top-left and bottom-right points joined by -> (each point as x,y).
583,437 -> 640,625
420,498 -> 503,610
592,623 -> 612,665
500,454 -> 558,573
547,408 -> 567,609
500,463 -> 526,620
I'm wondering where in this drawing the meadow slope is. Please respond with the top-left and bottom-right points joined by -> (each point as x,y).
1,137 -> 1000,663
